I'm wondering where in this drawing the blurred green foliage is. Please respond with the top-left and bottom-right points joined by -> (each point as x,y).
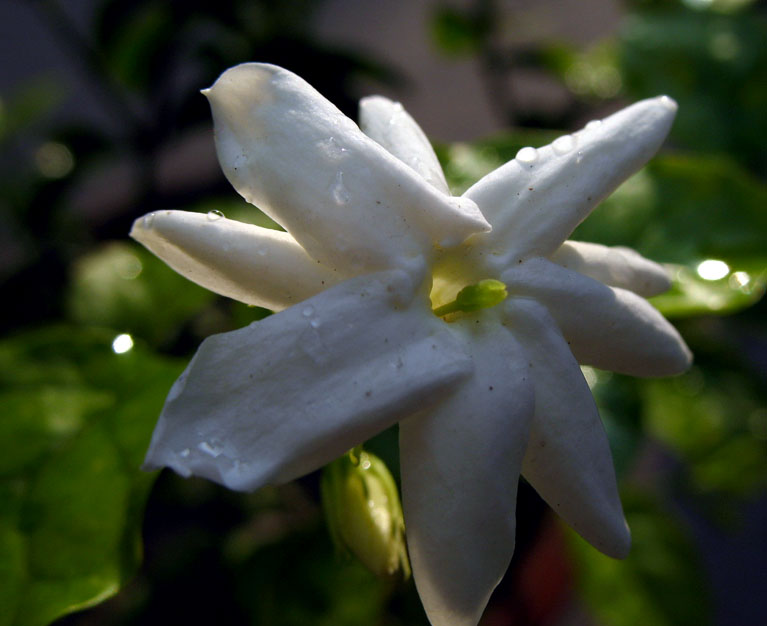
0,327 -> 183,626
0,0 -> 765,624
566,489 -> 712,626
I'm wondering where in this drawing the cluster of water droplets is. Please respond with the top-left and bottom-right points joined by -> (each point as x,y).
514,118 -> 607,168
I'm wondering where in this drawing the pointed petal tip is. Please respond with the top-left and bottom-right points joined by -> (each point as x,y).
674,341 -> 694,374
597,517 -> 632,560
359,94 -> 397,108
574,511 -> 631,560
599,94 -> 678,142
203,62 -> 278,114
129,212 -> 153,241
657,94 -> 678,112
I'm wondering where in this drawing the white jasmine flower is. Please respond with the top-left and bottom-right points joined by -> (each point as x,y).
131,64 -> 691,626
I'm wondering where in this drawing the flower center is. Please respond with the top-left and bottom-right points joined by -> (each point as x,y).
433,279 -> 508,318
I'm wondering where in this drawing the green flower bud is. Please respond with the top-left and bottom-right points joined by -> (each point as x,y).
321,449 -> 410,578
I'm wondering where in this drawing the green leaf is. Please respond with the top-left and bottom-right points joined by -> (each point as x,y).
573,153 -> 767,316
0,326 -> 183,626
651,263 -> 766,317
566,489 -> 712,626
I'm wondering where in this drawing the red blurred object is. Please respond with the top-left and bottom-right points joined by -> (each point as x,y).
482,514 -> 575,626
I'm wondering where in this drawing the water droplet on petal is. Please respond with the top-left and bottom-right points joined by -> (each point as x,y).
576,150 -> 584,164
207,210 -> 225,221
658,95 -> 677,110
552,134 -> 576,155
198,440 -> 223,457
142,213 -> 156,229
332,171 -> 350,205
585,119 -> 603,131
302,305 -> 315,317
318,136 -> 348,160
515,147 -> 538,164
388,102 -> 405,124
179,448 -> 191,458
310,319 -> 321,328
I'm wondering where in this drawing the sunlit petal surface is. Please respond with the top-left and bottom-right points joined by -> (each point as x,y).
359,95 -> 450,194
131,210 -> 342,309
464,96 -> 677,265
205,63 -> 488,276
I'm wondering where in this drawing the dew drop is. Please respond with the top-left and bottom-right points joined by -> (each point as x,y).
207,210 -> 225,221
585,119 -> 603,131
332,171 -> 350,205
302,305 -> 315,317
179,448 -> 191,458
658,95 -> 677,110
198,440 -> 223,457
388,102 -> 404,124
142,213 -> 156,229
515,146 -> 538,164
576,150 -> 584,164
318,136 -> 348,159
310,319 -> 321,328
552,134 -> 576,155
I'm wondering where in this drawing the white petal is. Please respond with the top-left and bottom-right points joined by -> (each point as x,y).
504,298 -> 630,558
551,241 -> 671,297
143,270 -> 473,491
501,257 -> 692,376
204,63 -> 489,277
399,318 -> 533,626
359,95 -> 450,194
130,210 -> 342,309
464,96 -> 677,265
